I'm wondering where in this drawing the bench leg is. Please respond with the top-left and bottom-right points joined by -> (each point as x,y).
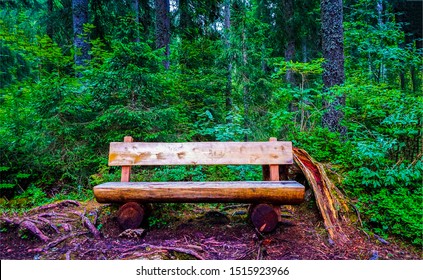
273,205 -> 282,222
249,203 -> 279,233
117,202 -> 145,230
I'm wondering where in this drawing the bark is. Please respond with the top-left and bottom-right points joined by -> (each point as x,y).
20,221 -> 51,242
293,148 -> 352,245
320,0 -> 346,133
72,0 -> 90,68
224,0 -> 232,113
241,9 -> 249,141
410,65 -> 420,93
71,211 -> 101,239
377,0 -> 383,26
140,0 -> 152,40
132,0 -> 140,42
47,0 -> 54,39
302,38 -> 308,63
155,0 -> 171,69
283,0 -> 295,85
179,0 -> 190,36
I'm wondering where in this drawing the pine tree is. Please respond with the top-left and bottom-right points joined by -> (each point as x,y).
155,0 -> 170,69
72,0 -> 90,68
321,0 -> 345,133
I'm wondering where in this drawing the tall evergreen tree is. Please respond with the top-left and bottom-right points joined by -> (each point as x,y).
224,0 -> 232,112
321,0 -> 345,133
132,0 -> 140,42
72,0 -> 90,67
283,0 -> 295,84
47,0 -> 54,39
155,0 -> 170,69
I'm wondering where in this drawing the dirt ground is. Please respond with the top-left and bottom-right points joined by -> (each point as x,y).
0,199 -> 421,260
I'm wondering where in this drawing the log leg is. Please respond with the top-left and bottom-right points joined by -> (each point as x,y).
273,205 -> 282,222
117,202 -> 145,230
249,203 -> 279,233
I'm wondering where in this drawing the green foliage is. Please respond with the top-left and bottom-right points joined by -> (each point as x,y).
356,188 -> 423,246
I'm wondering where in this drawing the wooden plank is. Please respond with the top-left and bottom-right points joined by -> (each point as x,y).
94,181 -> 305,204
268,138 -> 280,181
121,136 -> 133,182
108,141 -> 293,166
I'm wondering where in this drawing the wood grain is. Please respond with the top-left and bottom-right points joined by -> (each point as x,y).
250,204 -> 279,233
121,136 -> 133,182
108,141 -> 293,166
94,181 -> 305,204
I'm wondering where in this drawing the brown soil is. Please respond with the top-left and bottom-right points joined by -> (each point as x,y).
0,200 -> 421,260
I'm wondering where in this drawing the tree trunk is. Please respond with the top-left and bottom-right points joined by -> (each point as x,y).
47,0 -> 54,39
132,0 -> 140,42
140,0 -> 152,41
155,0 -> 170,69
72,0 -> 90,68
377,0 -> 383,26
283,0 -> 295,85
224,0 -> 232,113
242,18 -> 249,141
179,0 -> 190,36
302,37 -> 308,63
321,0 -> 346,133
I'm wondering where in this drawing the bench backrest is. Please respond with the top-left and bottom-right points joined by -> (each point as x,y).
108,139 -> 293,166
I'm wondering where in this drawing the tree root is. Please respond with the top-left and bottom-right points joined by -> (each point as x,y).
28,200 -> 80,214
20,220 -> 50,242
44,231 -> 88,249
117,244 -> 205,260
71,211 -> 101,239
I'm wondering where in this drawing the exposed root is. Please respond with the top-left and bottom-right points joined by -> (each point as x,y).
117,244 -> 206,260
37,217 -> 60,234
44,232 -> 88,249
28,200 -> 80,214
71,211 -> 101,239
20,221 -> 50,242
65,250 -> 73,260
1,205 -> 100,245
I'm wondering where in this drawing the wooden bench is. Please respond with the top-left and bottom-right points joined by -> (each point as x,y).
93,136 -> 305,233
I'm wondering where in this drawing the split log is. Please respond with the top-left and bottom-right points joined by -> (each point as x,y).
117,202 -> 145,230
293,148 -> 352,244
249,204 -> 279,233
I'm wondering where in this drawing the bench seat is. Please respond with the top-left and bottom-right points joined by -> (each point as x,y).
94,181 -> 305,204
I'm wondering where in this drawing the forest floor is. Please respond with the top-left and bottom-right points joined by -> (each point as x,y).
1,199 -> 421,260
